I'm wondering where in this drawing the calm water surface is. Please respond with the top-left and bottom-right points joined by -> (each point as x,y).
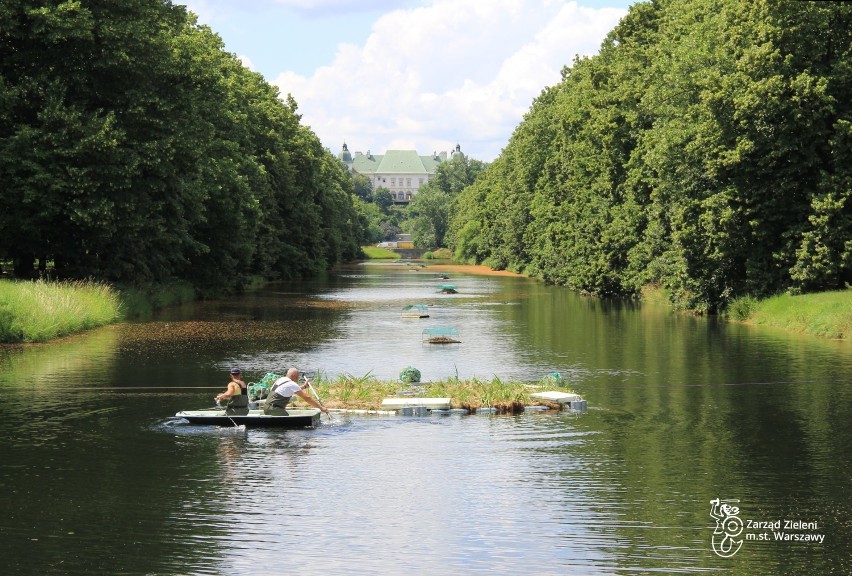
0,263 -> 849,575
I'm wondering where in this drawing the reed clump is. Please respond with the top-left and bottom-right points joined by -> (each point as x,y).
0,279 -> 122,343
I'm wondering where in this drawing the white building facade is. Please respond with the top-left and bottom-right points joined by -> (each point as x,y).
339,143 -> 464,203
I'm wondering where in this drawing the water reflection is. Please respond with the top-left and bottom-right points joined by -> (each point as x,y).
0,265 -> 848,575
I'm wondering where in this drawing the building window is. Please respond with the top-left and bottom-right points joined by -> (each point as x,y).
391,178 -> 396,186
406,178 -> 411,187
418,178 -> 424,186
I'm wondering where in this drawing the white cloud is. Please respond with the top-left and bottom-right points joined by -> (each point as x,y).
272,0 -> 626,161
238,55 -> 256,70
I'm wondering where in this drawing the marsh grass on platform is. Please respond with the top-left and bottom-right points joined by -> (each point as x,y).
299,372 -> 561,413
0,279 -> 121,343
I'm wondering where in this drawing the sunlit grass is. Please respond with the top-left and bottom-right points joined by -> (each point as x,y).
294,371 -> 569,413
644,283 -> 850,340
0,279 -> 122,343
362,246 -> 400,259
747,289 -> 852,339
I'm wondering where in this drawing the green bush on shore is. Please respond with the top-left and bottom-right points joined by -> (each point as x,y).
726,295 -> 759,322
0,279 -> 122,343
423,248 -> 452,260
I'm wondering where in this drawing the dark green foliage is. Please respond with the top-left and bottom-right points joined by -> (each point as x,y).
448,0 -> 852,312
352,173 -> 373,202
373,187 -> 394,213
0,0 -> 363,292
409,154 -> 486,248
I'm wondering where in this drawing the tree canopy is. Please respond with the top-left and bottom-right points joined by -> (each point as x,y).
408,154 -> 486,248
0,0 -> 362,293
448,0 -> 852,312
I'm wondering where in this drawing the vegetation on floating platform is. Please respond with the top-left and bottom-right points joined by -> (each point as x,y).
283,372 -> 571,414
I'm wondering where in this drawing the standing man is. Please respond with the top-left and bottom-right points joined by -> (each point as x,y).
263,368 -> 328,415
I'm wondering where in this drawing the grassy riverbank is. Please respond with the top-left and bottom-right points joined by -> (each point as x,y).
0,279 -> 122,343
280,373 -> 569,413
643,284 -> 851,340
361,246 -> 400,259
731,289 -> 852,340
0,278 -> 203,343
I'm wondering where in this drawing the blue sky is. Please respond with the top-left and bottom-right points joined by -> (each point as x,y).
181,0 -> 634,161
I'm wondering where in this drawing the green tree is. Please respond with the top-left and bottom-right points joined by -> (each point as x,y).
0,0 -> 364,291
411,154 -> 486,249
373,187 -> 393,213
352,173 -> 373,202
447,0 -> 852,311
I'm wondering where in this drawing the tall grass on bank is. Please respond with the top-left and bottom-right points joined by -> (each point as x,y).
0,279 -> 122,343
743,289 -> 852,340
645,283 -> 850,340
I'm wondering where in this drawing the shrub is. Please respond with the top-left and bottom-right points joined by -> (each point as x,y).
726,295 -> 758,321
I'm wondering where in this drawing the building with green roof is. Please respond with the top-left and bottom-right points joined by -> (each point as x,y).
339,143 -> 464,203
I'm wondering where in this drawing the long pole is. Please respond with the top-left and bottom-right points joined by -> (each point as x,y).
304,376 -> 337,424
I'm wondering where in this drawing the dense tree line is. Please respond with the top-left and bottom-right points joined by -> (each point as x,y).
0,0 -> 362,293
448,0 -> 852,312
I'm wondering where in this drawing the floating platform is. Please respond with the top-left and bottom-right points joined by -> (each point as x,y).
530,391 -> 587,411
401,304 -> 430,318
422,327 -> 461,344
381,397 -> 452,411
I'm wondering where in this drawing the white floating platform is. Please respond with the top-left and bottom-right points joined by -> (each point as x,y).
530,391 -> 582,403
381,397 -> 452,410
530,391 -> 586,410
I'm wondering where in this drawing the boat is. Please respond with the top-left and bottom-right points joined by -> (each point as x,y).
175,407 -> 321,428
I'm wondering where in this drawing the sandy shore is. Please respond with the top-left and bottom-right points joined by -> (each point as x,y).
390,262 -> 527,277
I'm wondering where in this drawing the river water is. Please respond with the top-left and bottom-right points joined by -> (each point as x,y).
0,263 -> 849,575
